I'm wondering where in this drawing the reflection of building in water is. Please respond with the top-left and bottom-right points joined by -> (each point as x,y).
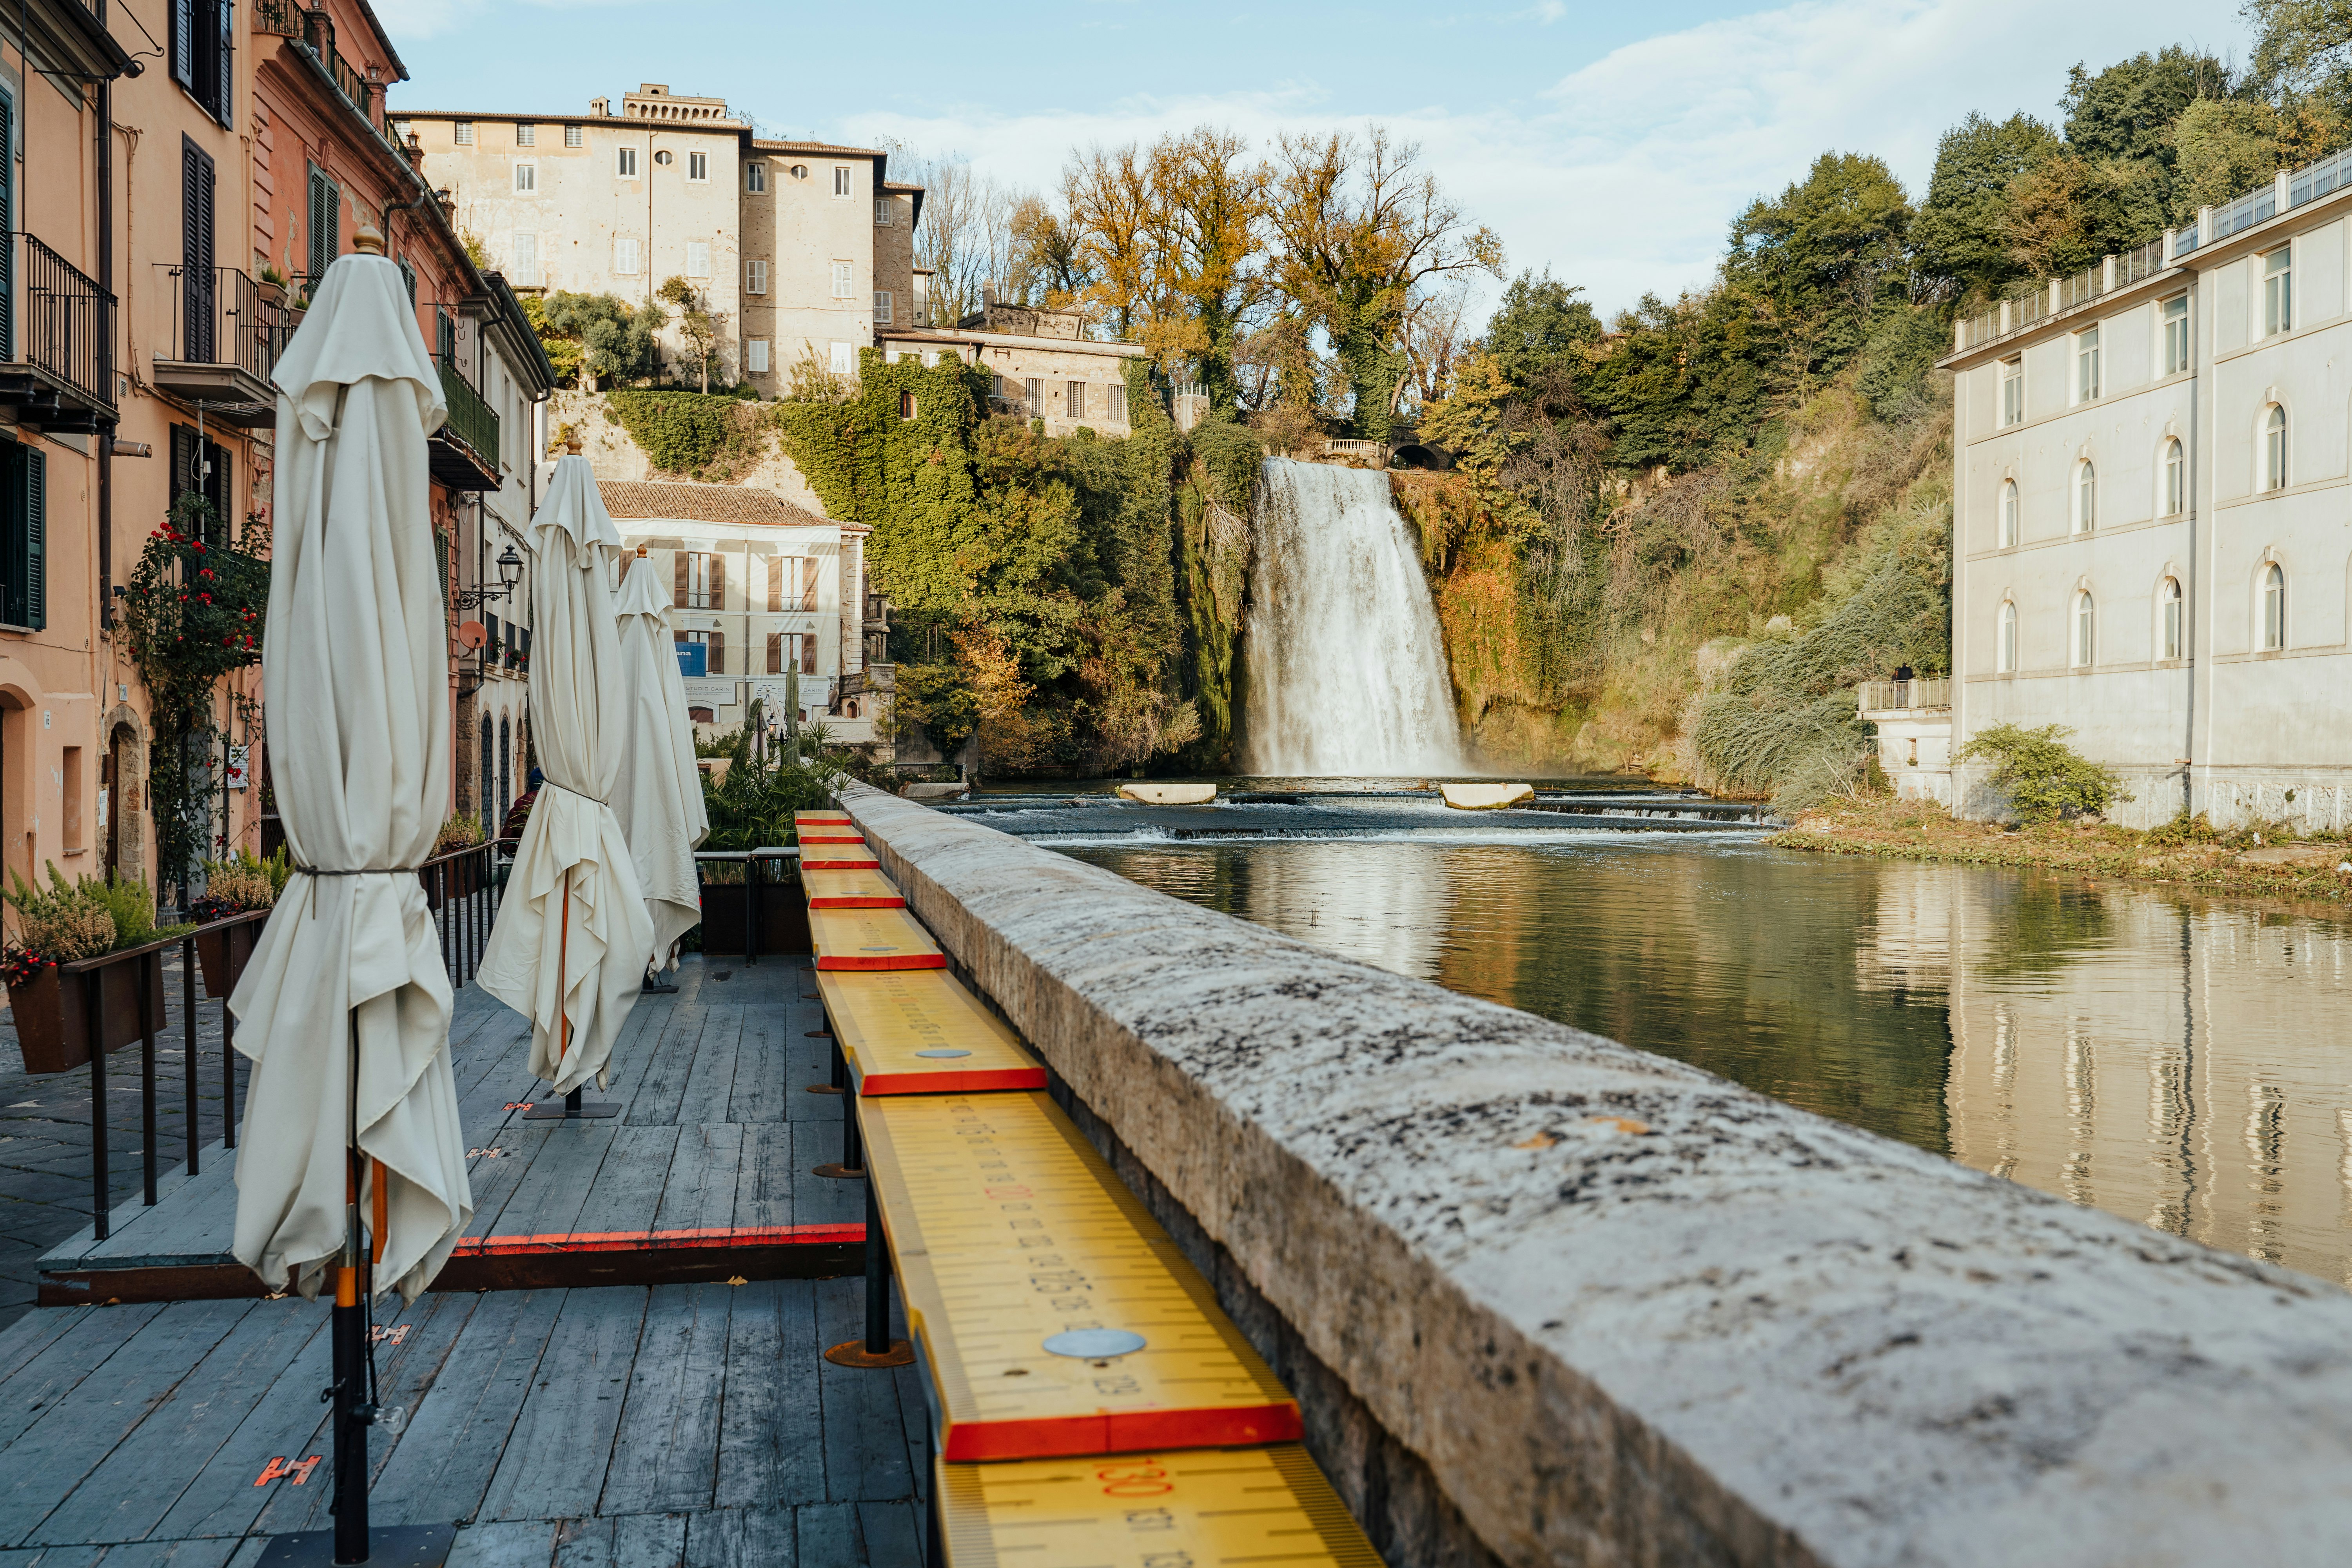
1892,866 -> 2352,1285
1240,842 -> 1452,982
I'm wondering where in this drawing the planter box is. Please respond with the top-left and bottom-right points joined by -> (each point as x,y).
7,960 -> 172,1075
195,921 -> 261,999
421,854 -> 486,910
695,880 -> 809,957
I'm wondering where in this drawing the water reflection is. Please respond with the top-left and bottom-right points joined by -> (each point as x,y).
1062,839 -> 2352,1286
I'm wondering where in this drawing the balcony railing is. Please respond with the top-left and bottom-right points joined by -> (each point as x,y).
1858,678 -> 1951,714
435,354 -> 501,470
160,265 -> 292,384
7,233 -> 116,423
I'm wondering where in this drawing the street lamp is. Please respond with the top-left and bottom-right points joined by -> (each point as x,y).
454,543 -> 524,611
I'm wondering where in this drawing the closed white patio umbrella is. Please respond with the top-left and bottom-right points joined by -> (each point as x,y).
476,447 -> 652,1113
227,225 -> 468,1563
611,547 -> 708,984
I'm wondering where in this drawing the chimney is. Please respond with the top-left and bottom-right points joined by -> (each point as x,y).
589,96 -> 609,117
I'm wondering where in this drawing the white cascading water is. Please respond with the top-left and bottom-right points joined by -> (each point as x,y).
1242,457 -> 1468,775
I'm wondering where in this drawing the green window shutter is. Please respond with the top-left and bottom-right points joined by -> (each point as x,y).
307,166 -> 338,285
171,0 -> 194,91
212,0 -> 235,127
0,89 -> 13,362
399,259 -> 417,308
25,446 -> 44,632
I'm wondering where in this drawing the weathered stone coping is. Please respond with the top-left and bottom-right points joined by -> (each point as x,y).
841,782 -> 2352,1567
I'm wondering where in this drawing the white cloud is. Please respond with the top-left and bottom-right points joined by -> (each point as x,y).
823,0 -> 2240,319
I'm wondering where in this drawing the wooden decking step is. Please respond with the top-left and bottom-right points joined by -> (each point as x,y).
860,1091 -> 1300,1461
935,1444 -> 1380,1565
815,969 -> 1044,1095
809,906 -> 946,972
801,867 -> 904,909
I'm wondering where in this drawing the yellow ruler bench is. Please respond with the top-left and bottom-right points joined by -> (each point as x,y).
809,905 -> 947,971
860,1091 -> 1301,1461
816,969 -> 1044,1095
802,866 -> 906,909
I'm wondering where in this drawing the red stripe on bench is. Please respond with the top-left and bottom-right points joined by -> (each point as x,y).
939,1403 -> 1304,1462
814,954 -> 947,972
453,1223 -> 864,1257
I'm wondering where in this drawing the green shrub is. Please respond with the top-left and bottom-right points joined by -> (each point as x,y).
1956,722 -> 2122,822
604,390 -> 774,478
4,864 -> 193,962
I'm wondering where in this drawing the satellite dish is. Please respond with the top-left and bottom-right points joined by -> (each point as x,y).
458,620 -> 489,649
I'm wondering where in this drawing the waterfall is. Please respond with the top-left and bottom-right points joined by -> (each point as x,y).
1241,458 -> 1467,775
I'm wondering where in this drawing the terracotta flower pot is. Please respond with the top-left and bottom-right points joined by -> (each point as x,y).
7,959 -> 172,1075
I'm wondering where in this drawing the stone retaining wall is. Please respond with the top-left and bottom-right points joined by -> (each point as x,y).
840,782 -> 2352,1567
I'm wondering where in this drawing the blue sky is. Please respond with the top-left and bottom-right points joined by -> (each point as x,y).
387,0 -> 2253,318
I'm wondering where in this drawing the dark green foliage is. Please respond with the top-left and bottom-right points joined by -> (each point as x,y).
2063,46 -> 2237,167
1956,723 -> 2123,822
539,292 -> 659,385
1855,306 -> 1955,422
697,727 -> 849,850
1913,112 -> 2063,298
603,391 -> 773,479
1483,271 -> 1603,392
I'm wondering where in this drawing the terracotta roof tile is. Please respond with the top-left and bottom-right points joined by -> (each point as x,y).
597,480 -> 831,528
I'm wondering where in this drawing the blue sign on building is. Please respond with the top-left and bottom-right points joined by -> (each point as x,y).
675,641 -> 708,678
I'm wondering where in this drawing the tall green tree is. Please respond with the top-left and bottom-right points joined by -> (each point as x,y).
1914,113 -> 2062,299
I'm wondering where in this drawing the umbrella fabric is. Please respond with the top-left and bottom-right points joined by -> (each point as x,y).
229,251 -> 470,1303
476,459 -> 652,1093
611,552 -> 707,969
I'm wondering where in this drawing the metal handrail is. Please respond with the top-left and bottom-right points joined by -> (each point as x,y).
17,233 -> 116,416
434,354 -> 501,470
158,263 -> 292,382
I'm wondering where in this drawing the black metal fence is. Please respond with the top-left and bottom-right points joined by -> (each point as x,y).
22,234 -> 115,416
160,263 -> 293,382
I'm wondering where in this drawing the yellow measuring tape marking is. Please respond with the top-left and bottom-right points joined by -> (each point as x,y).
816,969 -> 1042,1094
936,1445 -> 1382,1566
809,905 -> 946,971
800,866 -> 904,908
860,1091 -> 1300,1461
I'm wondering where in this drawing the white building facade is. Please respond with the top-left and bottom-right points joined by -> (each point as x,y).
596,480 -> 877,744
1943,151 -> 2352,829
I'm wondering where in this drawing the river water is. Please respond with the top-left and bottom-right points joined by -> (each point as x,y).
1056,829 -> 2352,1287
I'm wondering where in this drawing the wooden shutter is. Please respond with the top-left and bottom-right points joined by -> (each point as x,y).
766,632 -> 782,674
183,140 -> 216,362
673,552 -> 688,607
171,0 -> 194,89
801,634 -> 816,675
0,90 -> 15,361
307,167 -> 337,284
710,631 -> 725,675
22,445 -> 42,631
801,558 -> 818,610
766,557 -> 781,612
710,554 -> 725,612
212,0 -> 235,125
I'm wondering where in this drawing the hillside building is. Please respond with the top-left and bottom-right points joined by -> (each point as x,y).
1937,152 -> 2352,829
880,298 -> 1147,439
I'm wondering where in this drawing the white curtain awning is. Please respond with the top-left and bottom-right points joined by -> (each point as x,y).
612,551 -> 708,967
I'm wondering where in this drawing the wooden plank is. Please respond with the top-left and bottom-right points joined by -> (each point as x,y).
813,1279 -> 912,1503
788,1123 -> 863,1231
628,1002 -> 709,1129
724,1007 -> 789,1129
477,1289 -> 648,1523
551,1513 -> 685,1568
673,1007 -> 742,1127
443,1519 -> 559,1568
935,1444 -> 1383,1566
367,1290 -> 566,1530
860,1092 -> 1299,1462
816,971 -> 1040,1096
0,1299 -> 254,1546
569,1125 -> 680,1239
588,987 -> 671,1119
854,1501 -> 922,1566
80,1158 -> 240,1263
807,908 -> 942,973
29,1295 -> 325,1545
74,1539 -> 244,1566
460,1125 -> 554,1241
601,1282 -> 730,1516
797,867 -> 901,910
681,1507 -> 796,1568
483,1125 -> 615,1242
0,1301 -> 99,1386
789,1503 -> 861,1566
652,1126 -> 742,1237
713,1281 -> 822,1514
731,1123 -> 797,1232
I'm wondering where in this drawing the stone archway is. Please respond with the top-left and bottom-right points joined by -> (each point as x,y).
103,703 -> 152,888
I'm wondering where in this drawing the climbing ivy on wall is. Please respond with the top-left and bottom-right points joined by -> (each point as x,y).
604,389 -> 770,479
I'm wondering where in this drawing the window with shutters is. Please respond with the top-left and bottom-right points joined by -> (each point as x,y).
515,123 -> 536,147
436,308 -> 456,363
831,261 -> 852,299
307,165 -> 339,287
746,259 -> 768,294
688,151 -> 708,182
397,259 -> 417,309
614,236 -> 641,275
800,633 -> 817,673
171,425 -> 233,544
455,121 -> 474,145
564,124 -> 583,148
182,138 -> 217,363
678,551 -> 723,610
616,146 -> 638,178
1066,381 -> 1085,419
873,290 -> 892,323
0,440 -> 47,631
686,240 -> 710,278
747,339 -> 769,374
170,0 -> 233,127
512,232 -> 539,287
766,632 -> 783,674
766,557 -> 783,612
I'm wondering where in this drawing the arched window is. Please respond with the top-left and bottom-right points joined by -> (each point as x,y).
2074,590 -> 2096,668
2263,563 -> 2287,649
2076,461 -> 2097,532
498,715 -> 513,823
1998,601 -> 2018,672
2161,577 -> 2182,661
2000,480 -> 2018,547
2162,439 -> 2184,517
2265,406 -> 2288,490
479,717 -> 495,833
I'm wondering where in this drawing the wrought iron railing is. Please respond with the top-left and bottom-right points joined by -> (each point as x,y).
252,0 -> 299,34
421,840 -> 501,988
159,264 -> 292,382
19,233 -> 116,416
435,354 -> 501,470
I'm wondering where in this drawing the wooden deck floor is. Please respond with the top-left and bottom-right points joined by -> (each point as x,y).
0,1276 -> 927,1565
39,959 -> 864,1304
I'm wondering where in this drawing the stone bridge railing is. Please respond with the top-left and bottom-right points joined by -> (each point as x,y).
839,781 -> 2352,1567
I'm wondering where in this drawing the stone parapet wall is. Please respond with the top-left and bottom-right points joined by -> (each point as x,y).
840,781 -> 2352,1567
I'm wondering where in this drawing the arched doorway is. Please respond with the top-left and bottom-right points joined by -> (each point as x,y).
497,714 -> 512,828
479,715 -> 494,834
100,705 -> 151,886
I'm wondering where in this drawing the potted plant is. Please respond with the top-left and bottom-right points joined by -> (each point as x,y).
3,868 -> 193,1074
187,848 -> 288,997
257,263 -> 290,310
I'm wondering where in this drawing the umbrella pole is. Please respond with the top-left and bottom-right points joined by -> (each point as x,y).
525,868 -> 618,1120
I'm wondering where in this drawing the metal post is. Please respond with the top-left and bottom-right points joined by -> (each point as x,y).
746,851 -> 761,966
924,1416 -> 944,1568
863,1178 -> 890,1354
842,1078 -> 862,1172
221,923 -> 240,1150
139,952 -> 158,1206
89,971 -> 109,1241
183,936 -> 199,1175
